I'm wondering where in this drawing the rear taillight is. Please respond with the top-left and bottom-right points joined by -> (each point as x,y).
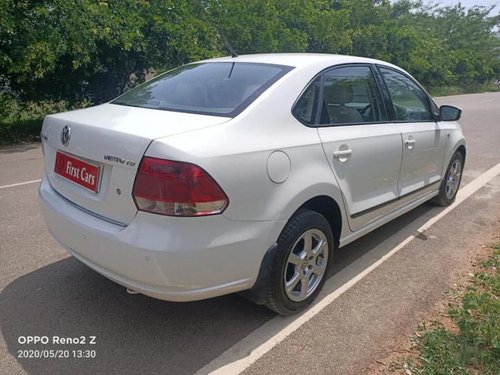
132,157 -> 228,217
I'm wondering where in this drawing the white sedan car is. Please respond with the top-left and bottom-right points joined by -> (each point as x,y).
39,54 -> 465,315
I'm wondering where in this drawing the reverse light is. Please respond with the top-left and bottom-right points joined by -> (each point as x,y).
132,157 -> 228,216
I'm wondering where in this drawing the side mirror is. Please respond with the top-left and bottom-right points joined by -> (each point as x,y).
439,105 -> 462,121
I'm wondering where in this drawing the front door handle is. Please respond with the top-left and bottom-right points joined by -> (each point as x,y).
333,147 -> 352,162
405,136 -> 416,150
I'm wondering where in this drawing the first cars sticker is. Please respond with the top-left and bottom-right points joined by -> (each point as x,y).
54,151 -> 101,193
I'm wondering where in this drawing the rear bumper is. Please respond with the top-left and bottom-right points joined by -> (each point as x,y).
39,177 -> 284,302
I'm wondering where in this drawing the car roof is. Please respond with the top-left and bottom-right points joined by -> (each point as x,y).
201,53 -> 396,69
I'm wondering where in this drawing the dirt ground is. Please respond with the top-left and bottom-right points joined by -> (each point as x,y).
367,224 -> 500,374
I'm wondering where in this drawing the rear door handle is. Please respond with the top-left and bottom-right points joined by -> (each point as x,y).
333,148 -> 352,162
405,136 -> 416,150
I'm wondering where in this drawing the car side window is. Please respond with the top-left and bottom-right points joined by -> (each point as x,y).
292,77 -> 321,125
379,67 -> 433,122
319,65 -> 383,126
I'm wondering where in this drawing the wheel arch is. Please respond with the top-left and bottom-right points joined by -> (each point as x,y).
456,144 -> 466,161
278,184 -> 347,248
441,135 -> 466,178
293,195 -> 343,249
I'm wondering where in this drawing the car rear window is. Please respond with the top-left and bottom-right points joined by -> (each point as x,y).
112,62 -> 293,117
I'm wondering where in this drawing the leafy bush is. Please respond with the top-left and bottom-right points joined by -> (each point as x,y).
1,0 -> 498,105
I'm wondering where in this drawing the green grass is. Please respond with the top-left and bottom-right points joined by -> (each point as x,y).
409,244 -> 500,375
0,95 -> 89,145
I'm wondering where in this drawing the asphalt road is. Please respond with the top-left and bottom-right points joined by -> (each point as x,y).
1,92 -> 499,375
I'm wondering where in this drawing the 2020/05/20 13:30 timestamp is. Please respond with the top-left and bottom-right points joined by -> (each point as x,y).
16,335 -> 97,359
18,349 -> 96,359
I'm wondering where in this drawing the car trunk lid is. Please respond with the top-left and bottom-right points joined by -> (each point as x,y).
41,103 -> 230,225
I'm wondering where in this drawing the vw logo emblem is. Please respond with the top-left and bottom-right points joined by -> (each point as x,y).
61,125 -> 71,147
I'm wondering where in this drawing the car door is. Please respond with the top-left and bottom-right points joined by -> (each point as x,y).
377,66 -> 447,197
298,65 -> 403,232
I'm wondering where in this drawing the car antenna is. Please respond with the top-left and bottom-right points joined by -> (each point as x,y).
219,29 -> 238,58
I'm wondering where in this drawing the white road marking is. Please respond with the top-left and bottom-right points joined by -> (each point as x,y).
196,161 -> 500,375
0,179 -> 41,190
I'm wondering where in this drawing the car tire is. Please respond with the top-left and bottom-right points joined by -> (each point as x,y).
431,151 -> 464,207
265,209 -> 334,315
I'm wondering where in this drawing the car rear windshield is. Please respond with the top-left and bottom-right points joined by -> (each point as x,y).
112,62 -> 293,117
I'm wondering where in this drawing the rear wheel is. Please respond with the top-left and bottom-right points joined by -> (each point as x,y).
265,209 -> 334,315
431,151 -> 464,206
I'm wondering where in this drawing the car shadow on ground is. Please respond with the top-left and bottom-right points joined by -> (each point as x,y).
0,203 -> 439,375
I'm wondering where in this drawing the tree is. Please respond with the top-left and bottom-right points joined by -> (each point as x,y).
1,0 -> 499,105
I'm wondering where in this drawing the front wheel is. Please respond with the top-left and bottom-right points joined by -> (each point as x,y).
265,209 -> 334,315
431,151 -> 464,206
